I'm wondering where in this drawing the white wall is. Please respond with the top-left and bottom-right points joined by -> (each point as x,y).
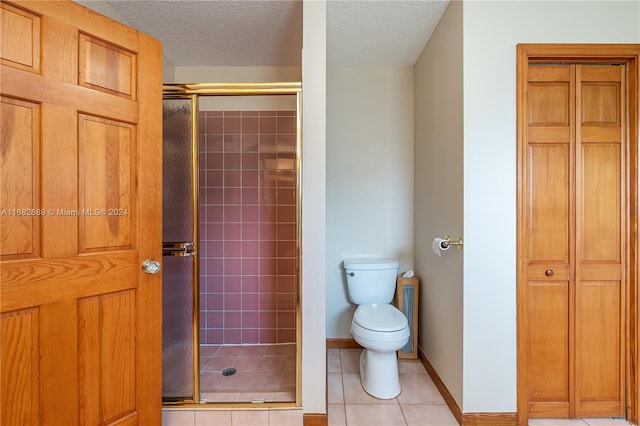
326,67 -> 415,338
175,66 -> 301,83
301,0 -> 327,415
462,0 -> 640,413
163,57 -> 175,84
192,95 -> 296,112
413,0 -> 464,407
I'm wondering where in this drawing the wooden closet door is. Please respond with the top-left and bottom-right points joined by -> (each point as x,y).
526,64 -> 575,418
525,63 -> 625,419
0,1 -> 162,424
575,65 -> 625,418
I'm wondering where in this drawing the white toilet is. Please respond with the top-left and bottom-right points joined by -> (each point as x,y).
345,258 -> 410,399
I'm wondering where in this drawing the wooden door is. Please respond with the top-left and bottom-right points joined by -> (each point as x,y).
574,65 -> 625,418
523,63 -> 626,419
0,1 -> 162,424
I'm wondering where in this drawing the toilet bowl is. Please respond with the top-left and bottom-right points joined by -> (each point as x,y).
350,303 -> 410,399
344,258 -> 410,399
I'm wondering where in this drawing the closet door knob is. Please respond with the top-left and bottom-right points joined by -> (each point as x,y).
545,269 -> 554,277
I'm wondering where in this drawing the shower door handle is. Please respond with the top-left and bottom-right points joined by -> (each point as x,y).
163,242 -> 196,256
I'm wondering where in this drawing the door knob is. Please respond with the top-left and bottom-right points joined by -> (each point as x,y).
545,269 -> 554,277
142,259 -> 161,274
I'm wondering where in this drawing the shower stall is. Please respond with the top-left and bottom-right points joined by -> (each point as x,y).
161,83 -> 301,406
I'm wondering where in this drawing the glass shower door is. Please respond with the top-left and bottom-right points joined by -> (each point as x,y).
162,97 -> 198,402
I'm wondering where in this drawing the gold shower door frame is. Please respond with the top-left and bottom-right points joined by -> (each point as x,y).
162,82 -> 302,408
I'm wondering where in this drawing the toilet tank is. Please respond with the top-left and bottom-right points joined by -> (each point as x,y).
344,258 -> 399,304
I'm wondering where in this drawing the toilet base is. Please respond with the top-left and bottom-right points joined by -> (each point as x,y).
359,349 -> 401,399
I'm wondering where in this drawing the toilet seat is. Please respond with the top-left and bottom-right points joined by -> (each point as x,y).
353,303 -> 408,332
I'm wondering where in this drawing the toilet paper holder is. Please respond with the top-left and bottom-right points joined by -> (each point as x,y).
440,235 -> 463,250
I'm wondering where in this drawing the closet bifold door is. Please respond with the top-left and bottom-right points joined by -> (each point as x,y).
526,63 -> 575,419
574,64 -> 625,418
525,63 -> 625,419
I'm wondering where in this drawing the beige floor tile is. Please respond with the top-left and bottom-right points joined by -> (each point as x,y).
264,343 -> 295,356
162,409 -> 195,426
340,349 -> 362,373
233,356 -> 263,372
199,343 -> 292,402
247,393 -> 273,403
285,354 -> 297,369
239,345 -> 268,357
194,409 -> 232,425
271,391 -> 296,402
218,371 -> 256,390
397,373 -> 445,405
398,360 -> 427,374
401,404 -> 458,426
276,385 -> 296,395
529,420 -> 588,425
258,356 -> 287,370
203,356 -> 238,372
200,371 -> 226,391
201,392 -> 240,402
268,409 -> 303,426
345,404 -> 406,426
239,392 -> 274,403
217,346 -> 244,356
328,373 -> 344,404
231,409 -> 269,426
328,404 -> 347,426
280,367 -> 296,386
251,370 -> 282,389
342,373 -> 398,404
582,419 -> 633,426
328,349 -> 342,373
200,345 -> 220,356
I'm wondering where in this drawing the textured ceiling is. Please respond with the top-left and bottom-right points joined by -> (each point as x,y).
101,0 -> 449,67
327,0 -> 449,66
106,0 -> 303,66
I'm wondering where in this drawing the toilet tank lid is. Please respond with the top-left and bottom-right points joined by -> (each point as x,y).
344,258 -> 398,270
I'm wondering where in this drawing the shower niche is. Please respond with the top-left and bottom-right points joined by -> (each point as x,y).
162,84 -> 301,406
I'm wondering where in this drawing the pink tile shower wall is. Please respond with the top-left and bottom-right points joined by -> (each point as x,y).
199,110 -> 297,345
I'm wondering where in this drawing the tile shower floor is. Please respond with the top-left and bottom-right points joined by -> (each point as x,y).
199,343 -> 296,403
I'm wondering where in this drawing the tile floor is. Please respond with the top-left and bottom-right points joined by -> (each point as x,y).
200,343 -> 297,403
327,348 -> 458,426
163,407 -> 303,426
529,419 -> 633,426
164,345 -> 637,426
328,348 -> 636,426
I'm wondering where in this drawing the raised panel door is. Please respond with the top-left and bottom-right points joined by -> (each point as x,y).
0,1 -> 162,424
526,65 -> 575,418
575,65 -> 625,418
524,63 -> 626,419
